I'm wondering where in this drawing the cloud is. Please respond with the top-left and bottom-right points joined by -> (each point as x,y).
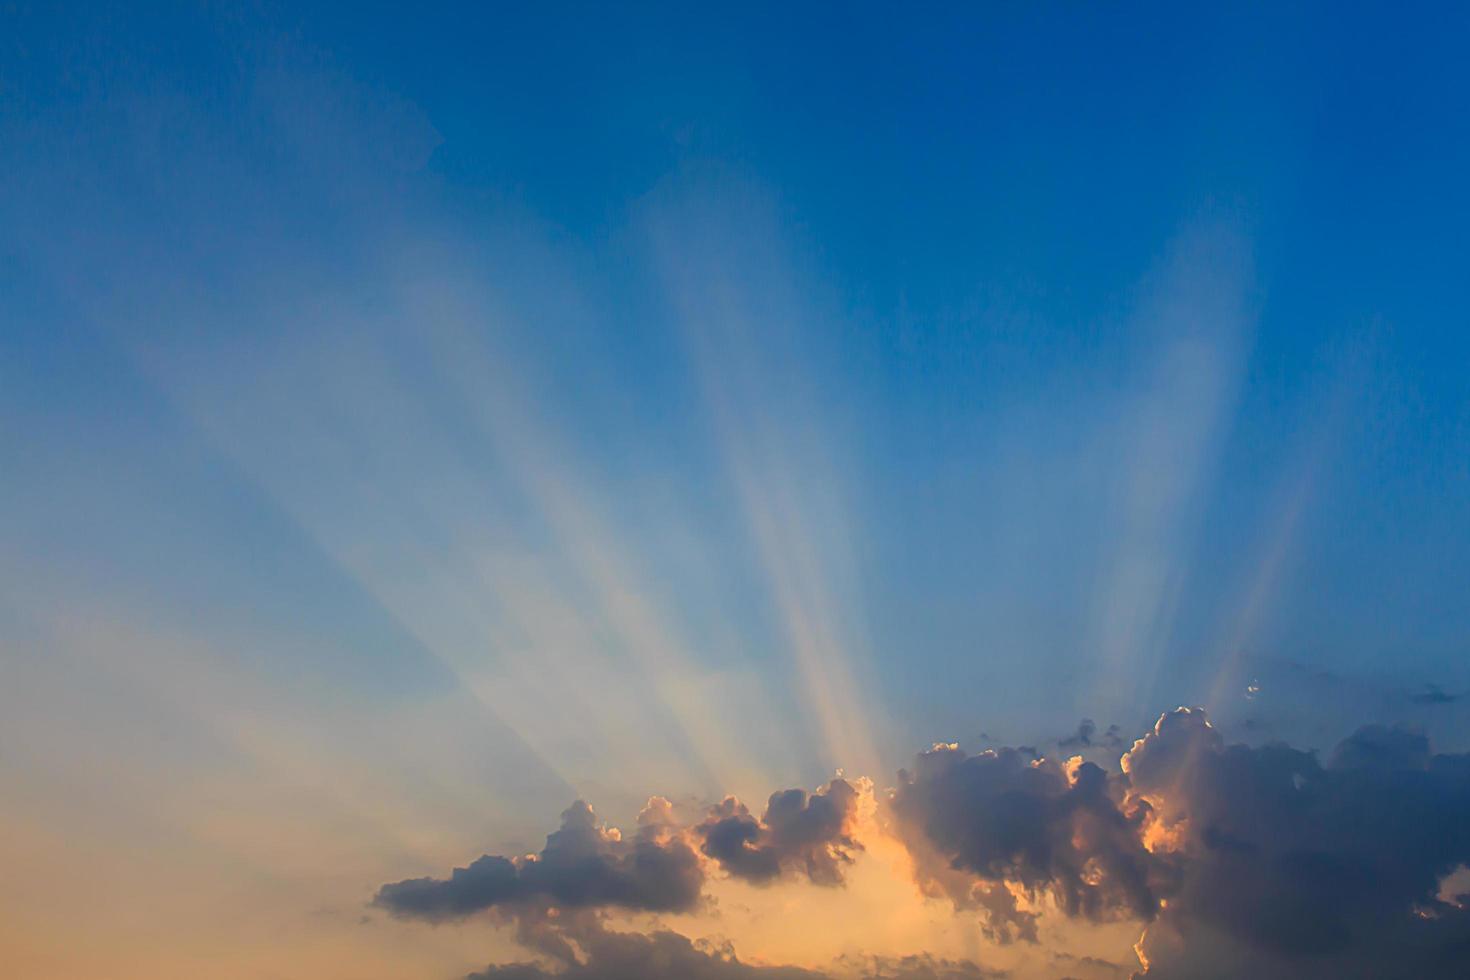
466,923 -> 999,980
376,710 -> 1470,980
465,925 -> 826,980
887,709 -> 1470,977
1122,709 -> 1470,978
698,778 -> 863,886
1059,720 -> 1124,751
890,743 -> 1157,943
1048,952 -> 1130,979
374,799 -> 703,920
1410,684 -> 1460,705
850,953 -> 1005,979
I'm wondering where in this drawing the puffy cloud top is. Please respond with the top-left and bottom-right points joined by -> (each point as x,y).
889,708 -> 1470,977
1120,709 -> 1470,978
891,743 -> 1157,943
374,799 -> 704,920
698,778 -> 863,886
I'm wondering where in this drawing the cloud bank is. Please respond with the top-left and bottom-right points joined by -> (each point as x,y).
462,922 -> 1003,980
464,924 -> 826,980
376,710 -> 1470,979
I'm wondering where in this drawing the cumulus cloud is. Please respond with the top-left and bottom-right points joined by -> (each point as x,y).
374,799 -> 704,920
376,710 -> 1470,980
885,708 -> 1470,977
1120,708 -> 1470,978
375,778 -> 870,930
890,743 -> 1157,942
698,778 -> 863,886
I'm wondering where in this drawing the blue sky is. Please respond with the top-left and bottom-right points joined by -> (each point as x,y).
3,5 -> 1470,977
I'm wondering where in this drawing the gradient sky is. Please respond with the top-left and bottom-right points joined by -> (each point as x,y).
4,4 -> 1470,979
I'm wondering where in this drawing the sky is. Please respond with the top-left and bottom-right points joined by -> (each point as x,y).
3,3 -> 1470,978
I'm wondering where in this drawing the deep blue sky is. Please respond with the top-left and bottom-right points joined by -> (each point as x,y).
4,1 -> 1470,826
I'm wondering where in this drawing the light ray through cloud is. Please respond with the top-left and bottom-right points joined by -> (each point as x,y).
1085,220 -> 1254,723
648,179 -> 889,779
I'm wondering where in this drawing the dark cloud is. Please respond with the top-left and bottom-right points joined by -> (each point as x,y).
891,709 -> 1470,978
465,926 -> 825,980
1059,720 -> 1124,751
1410,684 -> 1460,705
853,953 -> 1005,979
1048,952 -> 1130,979
1326,723 -> 1431,771
374,799 -> 703,920
1122,709 -> 1470,979
1059,720 -> 1097,749
698,778 -> 862,886
891,743 -> 1158,943
465,924 -> 999,980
